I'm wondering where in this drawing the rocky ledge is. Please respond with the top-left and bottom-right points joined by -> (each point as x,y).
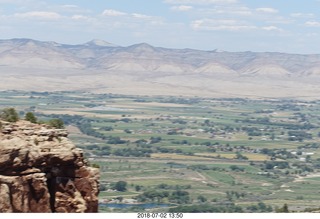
0,120 -> 99,213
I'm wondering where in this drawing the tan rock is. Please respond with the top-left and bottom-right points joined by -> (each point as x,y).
0,183 -> 13,212
0,120 -> 99,212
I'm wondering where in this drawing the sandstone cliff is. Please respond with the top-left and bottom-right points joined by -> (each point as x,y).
0,120 -> 99,213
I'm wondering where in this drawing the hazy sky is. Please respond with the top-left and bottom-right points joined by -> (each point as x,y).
1,0 -> 320,53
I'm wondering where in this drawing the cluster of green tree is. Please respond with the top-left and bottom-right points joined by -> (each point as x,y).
288,130 -> 312,141
276,104 -> 300,111
275,203 -> 289,213
166,162 -> 187,168
302,206 -> 320,212
120,118 -> 132,123
95,146 -> 111,156
292,112 -> 308,122
246,117 -> 271,124
111,181 -> 127,192
263,161 -> 289,170
246,202 -> 273,212
298,143 -> 319,149
239,117 -> 315,130
260,148 -> 276,156
201,119 -> 212,127
156,183 -> 191,190
226,191 -> 246,201
311,159 -> 320,169
79,123 -> 131,144
241,127 -> 263,136
87,142 -> 191,158
0,108 -> 19,122
134,139 -> 151,148
196,195 -> 207,203
171,119 -> 187,125
291,163 -> 314,172
199,141 -> 216,146
137,189 -> 190,204
171,140 -> 191,145
150,136 -> 162,144
168,203 -> 243,213
159,97 -> 200,104
229,165 -> 245,172
36,113 -> 83,125
46,119 -> 64,129
260,148 -> 296,159
85,145 -> 112,156
167,129 -> 181,135
100,126 -> 114,131
86,145 -> 100,150
254,109 -> 274,113
133,99 -> 152,103
0,108 -> 64,128
169,202 -> 273,213
78,122 -> 106,139
113,148 -> 152,157
234,152 -> 248,160
155,147 -> 183,154
187,164 -> 226,172
107,136 -> 127,144
216,97 -> 248,102
29,91 -> 51,96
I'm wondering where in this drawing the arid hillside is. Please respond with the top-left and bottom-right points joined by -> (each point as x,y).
1,38 -> 320,99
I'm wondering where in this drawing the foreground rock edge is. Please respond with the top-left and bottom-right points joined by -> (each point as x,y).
0,120 -> 99,213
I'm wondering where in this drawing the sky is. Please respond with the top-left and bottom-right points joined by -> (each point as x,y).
1,0 -> 320,53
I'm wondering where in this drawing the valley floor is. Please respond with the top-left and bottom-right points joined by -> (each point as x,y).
2,90 -> 320,212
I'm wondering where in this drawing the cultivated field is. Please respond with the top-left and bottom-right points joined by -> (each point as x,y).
2,90 -> 320,212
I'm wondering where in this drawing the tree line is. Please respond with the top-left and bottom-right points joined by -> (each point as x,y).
0,108 -> 64,128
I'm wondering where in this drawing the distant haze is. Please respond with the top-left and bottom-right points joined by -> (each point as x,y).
1,1 -> 320,53
1,38 -> 320,99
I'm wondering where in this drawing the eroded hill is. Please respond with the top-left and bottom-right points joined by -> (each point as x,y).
1,38 -> 320,99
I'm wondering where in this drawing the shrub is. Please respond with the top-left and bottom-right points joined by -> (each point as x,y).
0,108 -> 19,122
113,181 -> 127,192
25,112 -> 37,123
48,119 -> 64,128
91,163 -> 100,168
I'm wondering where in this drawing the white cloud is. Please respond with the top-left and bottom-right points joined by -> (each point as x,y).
305,21 -> 320,27
71,15 -> 92,21
262,26 -> 283,31
14,11 -> 62,20
200,6 -> 252,16
164,0 -> 237,5
290,13 -> 315,18
102,9 -> 127,17
171,5 -> 193,11
191,19 -> 256,31
131,13 -> 153,19
264,16 -> 293,25
256,7 -> 278,14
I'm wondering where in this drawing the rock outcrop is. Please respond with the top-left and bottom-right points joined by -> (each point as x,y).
0,120 -> 99,213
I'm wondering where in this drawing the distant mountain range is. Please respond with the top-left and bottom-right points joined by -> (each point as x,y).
1,38 -> 320,99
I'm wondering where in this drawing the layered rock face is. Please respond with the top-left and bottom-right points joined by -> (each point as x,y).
0,120 -> 99,213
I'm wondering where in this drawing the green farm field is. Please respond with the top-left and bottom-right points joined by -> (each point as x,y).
2,90 -> 320,212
